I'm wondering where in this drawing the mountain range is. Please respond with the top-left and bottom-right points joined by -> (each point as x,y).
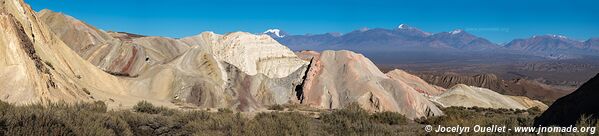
265,25 -> 599,58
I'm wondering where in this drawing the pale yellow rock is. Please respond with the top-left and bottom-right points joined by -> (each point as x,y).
432,84 -> 548,110
509,96 -> 548,110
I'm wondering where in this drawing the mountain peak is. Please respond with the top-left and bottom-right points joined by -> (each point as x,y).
263,29 -> 286,38
358,27 -> 370,32
450,29 -> 464,35
398,24 -> 410,29
550,34 -> 568,39
532,34 -> 568,39
395,24 -> 432,36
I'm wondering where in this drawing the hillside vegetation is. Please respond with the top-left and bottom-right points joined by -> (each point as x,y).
0,101 -> 595,136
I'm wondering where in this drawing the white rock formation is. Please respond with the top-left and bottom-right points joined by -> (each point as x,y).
180,32 -> 308,78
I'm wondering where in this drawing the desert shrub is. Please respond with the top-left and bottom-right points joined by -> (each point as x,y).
217,108 -> 233,113
132,101 -> 172,115
370,111 -> 409,125
173,112 -> 245,136
0,100 -> 12,114
74,101 -> 107,113
320,102 -> 401,135
416,106 -> 542,135
576,115 -> 599,127
0,101 -> 132,136
246,112 -> 323,135
1,107 -> 75,135
419,106 -> 538,127
113,110 -> 175,136
267,104 -> 285,111
0,100 -> 420,136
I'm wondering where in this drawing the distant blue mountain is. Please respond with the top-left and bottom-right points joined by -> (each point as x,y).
265,24 -> 498,52
265,24 -> 599,58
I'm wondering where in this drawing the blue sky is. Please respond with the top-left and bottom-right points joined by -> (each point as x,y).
27,0 -> 598,43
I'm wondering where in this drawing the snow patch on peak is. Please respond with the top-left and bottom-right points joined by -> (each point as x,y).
398,24 -> 408,29
263,29 -> 285,38
450,29 -> 463,34
533,34 -> 568,39
551,34 -> 567,39
359,27 -> 370,32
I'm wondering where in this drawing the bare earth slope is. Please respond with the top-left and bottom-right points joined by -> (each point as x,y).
418,73 -> 570,103
299,50 -> 444,119
37,10 -> 190,77
31,5 -> 312,112
0,0 -> 172,107
386,69 -> 445,96
1,0 -> 307,111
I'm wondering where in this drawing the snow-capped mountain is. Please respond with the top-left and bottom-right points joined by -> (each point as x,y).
263,29 -> 287,38
505,35 -> 589,53
426,29 -> 497,50
267,24 -> 498,51
395,24 -> 432,37
266,25 -> 598,57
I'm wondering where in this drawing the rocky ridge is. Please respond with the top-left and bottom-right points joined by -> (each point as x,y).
417,73 -> 570,103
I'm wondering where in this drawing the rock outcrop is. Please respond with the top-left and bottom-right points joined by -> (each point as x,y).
386,69 -> 445,96
431,84 -> 547,110
418,73 -> 570,103
0,0 -> 172,107
1,0 -> 308,111
122,45 -> 308,111
535,73 -> 599,126
37,9 -> 191,77
299,50 -> 443,119
180,32 -> 307,78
